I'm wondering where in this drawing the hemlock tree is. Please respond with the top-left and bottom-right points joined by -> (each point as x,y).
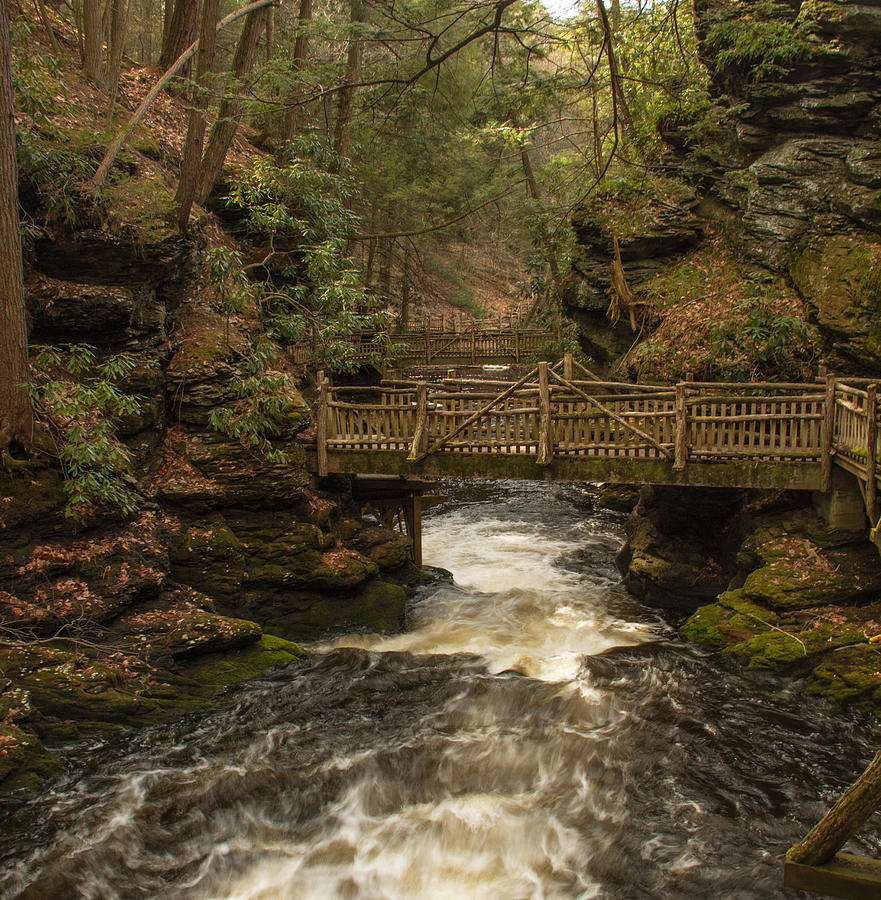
0,0 -> 34,460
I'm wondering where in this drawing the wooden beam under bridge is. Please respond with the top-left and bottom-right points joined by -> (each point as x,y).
350,475 -> 434,568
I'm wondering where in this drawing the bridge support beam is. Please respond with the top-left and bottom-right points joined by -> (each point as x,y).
350,475 -> 429,568
813,468 -> 867,534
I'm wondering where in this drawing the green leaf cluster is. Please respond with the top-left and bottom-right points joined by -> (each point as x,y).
31,345 -> 142,519
706,0 -> 815,82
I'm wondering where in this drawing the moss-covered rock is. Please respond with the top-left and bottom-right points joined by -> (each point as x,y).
596,483 -> 640,513
167,513 -> 245,598
807,644 -> 881,706
790,234 -> 881,372
0,724 -> 60,790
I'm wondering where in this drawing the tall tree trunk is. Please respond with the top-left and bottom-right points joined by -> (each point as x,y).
106,0 -> 129,117
332,0 -> 366,163
82,0 -> 106,89
159,0 -> 198,73
195,6 -> 268,204
281,0 -> 313,144
0,0 -> 34,453
74,0 -> 85,63
378,236 -> 392,302
175,0 -> 220,231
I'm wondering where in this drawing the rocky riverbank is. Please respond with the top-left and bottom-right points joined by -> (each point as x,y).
1,227 -> 418,790
617,485 -> 881,712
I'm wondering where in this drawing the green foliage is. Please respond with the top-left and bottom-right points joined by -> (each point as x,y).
706,0 -> 815,81
633,273 -> 815,381
708,278 -> 813,378
31,346 -> 142,519
10,17 -> 64,127
226,139 -> 389,372
207,338 -> 295,463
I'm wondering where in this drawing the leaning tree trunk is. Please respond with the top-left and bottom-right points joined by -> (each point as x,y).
0,0 -> 34,453
175,0 -> 220,232
195,6 -> 269,204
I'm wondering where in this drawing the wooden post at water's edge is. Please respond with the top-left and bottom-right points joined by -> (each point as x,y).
409,492 -> 422,567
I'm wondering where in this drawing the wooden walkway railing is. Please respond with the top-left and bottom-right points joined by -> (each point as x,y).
292,326 -> 557,367
311,362 -> 881,499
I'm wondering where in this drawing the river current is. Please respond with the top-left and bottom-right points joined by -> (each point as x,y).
1,479 -> 879,899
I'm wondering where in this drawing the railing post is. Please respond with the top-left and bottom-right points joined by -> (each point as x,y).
471,329 -> 477,364
424,322 -> 431,364
867,383 -> 877,521
317,371 -> 329,478
514,329 -> 520,363
537,361 -> 554,466
407,383 -> 429,461
821,374 -> 836,493
674,382 -> 688,469
563,352 -> 573,382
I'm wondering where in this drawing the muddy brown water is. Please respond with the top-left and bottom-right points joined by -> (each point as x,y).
1,479 -> 879,899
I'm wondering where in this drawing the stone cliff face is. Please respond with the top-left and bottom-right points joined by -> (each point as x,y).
1,230 -> 415,789
564,0 -> 881,376
666,0 -> 881,372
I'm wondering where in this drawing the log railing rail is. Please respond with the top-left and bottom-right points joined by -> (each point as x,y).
313,360 -> 849,490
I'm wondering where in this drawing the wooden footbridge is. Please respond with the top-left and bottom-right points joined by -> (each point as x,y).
310,356 -> 881,505
308,357 -> 881,898
292,323 -> 557,368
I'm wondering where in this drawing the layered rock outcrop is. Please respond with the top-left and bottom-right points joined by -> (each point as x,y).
665,0 -> 881,373
2,230 -> 415,789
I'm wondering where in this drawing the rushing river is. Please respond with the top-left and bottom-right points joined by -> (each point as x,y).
2,479 -> 880,899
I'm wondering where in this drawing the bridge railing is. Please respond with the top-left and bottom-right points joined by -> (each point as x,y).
291,326 -> 556,367
831,379 -> 881,518
315,362 -> 830,477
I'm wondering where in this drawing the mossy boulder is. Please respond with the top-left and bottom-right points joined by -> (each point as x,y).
807,644 -> 881,706
0,724 -> 60,789
682,590 -> 871,673
738,527 -> 881,610
790,234 -> 881,373
173,633 -> 305,690
167,513 -> 245,598
597,483 -> 640,513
